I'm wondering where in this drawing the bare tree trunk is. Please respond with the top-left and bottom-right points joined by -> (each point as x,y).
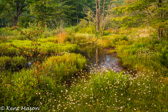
13,16 -> 18,26
95,0 -> 99,32
13,1 -> 19,26
13,0 -> 26,26
76,8 -> 79,25
98,0 -> 101,31
103,0 -> 105,20
158,26 -> 163,40
101,0 -> 106,36
95,0 -> 101,33
77,15 -> 79,24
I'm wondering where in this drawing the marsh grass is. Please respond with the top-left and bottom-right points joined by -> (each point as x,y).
41,53 -> 87,83
0,40 -> 78,56
116,37 -> 168,75
52,71 -> 168,112
0,26 -> 168,112
23,70 -> 167,112
0,53 -> 87,108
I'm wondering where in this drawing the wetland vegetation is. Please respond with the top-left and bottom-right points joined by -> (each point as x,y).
0,0 -> 168,111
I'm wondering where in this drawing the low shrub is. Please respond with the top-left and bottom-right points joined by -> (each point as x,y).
57,32 -> 68,43
103,30 -> 111,35
0,56 -> 27,71
38,37 -> 58,43
97,39 -> 112,47
77,25 -> 96,34
0,28 -> 14,37
74,33 -> 95,44
11,56 -> 27,71
1,68 -> 40,106
0,53 -> 87,108
0,56 -> 11,71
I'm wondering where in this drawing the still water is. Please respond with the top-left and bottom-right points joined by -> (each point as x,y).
78,44 -> 123,73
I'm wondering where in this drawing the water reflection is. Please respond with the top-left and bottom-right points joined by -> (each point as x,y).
78,44 -> 123,73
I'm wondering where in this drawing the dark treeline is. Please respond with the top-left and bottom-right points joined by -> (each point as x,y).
0,0 -> 91,27
0,0 -> 124,28
0,0 -> 100,27
0,0 -> 168,39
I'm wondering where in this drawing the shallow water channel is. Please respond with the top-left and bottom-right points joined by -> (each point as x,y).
78,44 -> 124,73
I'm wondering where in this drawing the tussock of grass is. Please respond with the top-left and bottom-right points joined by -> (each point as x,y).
0,53 -> 87,107
41,53 -> 87,82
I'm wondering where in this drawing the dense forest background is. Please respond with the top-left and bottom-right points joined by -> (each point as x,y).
0,0 -> 122,27
1,0 -> 168,39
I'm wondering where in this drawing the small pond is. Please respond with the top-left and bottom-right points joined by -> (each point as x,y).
78,44 -> 124,73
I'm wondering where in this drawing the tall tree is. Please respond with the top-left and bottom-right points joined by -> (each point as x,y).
101,0 -> 106,36
95,0 -> 101,32
29,0 -> 54,27
0,0 -> 30,26
113,0 -> 168,40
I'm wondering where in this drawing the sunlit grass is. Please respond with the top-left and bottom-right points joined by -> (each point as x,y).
53,71 -> 168,112
0,40 -> 78,56
0,53 -> 87,108
0,27 -> 168,112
